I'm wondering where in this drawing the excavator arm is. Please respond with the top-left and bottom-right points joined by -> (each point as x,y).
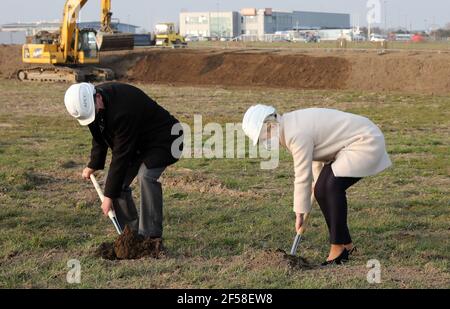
97,0 -> 134,51
60,0 -> 89,61
100,0 -> 113,33
60,0 -> 132,54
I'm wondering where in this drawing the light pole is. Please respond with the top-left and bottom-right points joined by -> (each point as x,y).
404,14 -> 408,33
384,1 -> 388,35
216,0 -> 220,39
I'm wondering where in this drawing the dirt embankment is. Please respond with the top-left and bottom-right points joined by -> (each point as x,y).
2,44 -> 450,94
345,51 -> 450,93
0,44 -> 25,79
106,48 -> 450,94
126,49 -> 350,89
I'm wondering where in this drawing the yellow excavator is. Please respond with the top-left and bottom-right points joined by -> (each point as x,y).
18,0 -> 134,82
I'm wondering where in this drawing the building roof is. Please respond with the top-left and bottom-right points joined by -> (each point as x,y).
78,21 -> 139,29
1,21 -> 138,31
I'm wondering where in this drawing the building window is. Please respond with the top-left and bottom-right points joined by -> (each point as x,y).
185,16 -> 208,25
244,16 -> 257,24
210,16 -> 232,37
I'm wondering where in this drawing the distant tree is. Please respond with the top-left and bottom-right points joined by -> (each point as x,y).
360,26 -> 382,35
371,27 -> 383,34
391,28 -> 412,34
430,28 -> 450,40
445,23 -> 450,30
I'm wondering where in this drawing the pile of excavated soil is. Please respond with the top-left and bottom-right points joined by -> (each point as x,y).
127,50 -> 351,90
345,51 -> 450,93
0,44 -> 25,79
112,49 -> 450,94
95,226 -> 163,260
2,44 -> 450,94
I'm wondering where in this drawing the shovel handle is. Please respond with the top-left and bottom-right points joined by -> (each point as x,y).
90,174 -> 105,202
90,174 -> 122,234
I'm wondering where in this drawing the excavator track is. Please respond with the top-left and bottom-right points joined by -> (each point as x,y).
17,66 -> 115,83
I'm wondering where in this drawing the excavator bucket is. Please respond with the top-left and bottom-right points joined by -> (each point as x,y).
97,32 -> 134,51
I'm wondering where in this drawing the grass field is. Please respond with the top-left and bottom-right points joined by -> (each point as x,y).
0,80 -> 449,288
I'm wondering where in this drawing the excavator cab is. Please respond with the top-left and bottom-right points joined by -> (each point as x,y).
77,29 -> 99,63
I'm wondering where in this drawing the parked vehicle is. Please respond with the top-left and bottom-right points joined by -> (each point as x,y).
155,23 -> 187,47
395,33 -> 413,41
305,33 -> 321,43
352,34 -> 367,42
185,35 -> 199,42
370,34 -> 387,42
412,34 -> 425,42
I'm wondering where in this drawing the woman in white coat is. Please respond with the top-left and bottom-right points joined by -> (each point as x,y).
242,105 -> 392,265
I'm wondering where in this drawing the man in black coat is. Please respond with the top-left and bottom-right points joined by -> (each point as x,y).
64,82 -> 183,239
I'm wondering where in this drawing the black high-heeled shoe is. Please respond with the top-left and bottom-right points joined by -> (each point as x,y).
321,249 -> 349,266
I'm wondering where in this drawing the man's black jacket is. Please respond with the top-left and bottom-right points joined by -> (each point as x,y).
87,82 -> 183,199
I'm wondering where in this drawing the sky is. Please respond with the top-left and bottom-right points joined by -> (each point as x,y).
0,0 -> 448,31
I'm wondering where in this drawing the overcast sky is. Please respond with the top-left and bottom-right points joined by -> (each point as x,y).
0,0 -> 448,30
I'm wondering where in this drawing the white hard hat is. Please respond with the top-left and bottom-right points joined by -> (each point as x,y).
242,104 -> 276,146
64,83 -> 96,126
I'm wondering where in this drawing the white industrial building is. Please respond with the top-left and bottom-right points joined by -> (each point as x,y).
180,8 -> 351,39
180,11 -> 241,38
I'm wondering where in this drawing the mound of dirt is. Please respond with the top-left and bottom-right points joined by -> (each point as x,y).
118,49 -> 450,94
345,51 -> 450,93
128,50 -> 350,90
95,226 -> 163,260
2,44 -> 450,94
0,44 -> 24,79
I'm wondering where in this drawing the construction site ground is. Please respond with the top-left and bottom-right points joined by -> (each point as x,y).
0,44 -> 449,288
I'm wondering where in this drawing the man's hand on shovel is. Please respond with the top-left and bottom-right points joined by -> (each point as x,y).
82,167 -> 96,180
89,173 -> 123,235
82,168 -> 112,216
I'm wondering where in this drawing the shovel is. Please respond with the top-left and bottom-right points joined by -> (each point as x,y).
90,174 -> 123,235
289,195 -> 315,256
290,212 -> 309,256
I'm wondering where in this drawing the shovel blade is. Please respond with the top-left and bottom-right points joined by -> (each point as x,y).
110,216 -> 123,235
290,234 -> 302,256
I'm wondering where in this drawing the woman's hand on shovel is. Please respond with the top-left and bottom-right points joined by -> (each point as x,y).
295,213 -> 304,234
101,197 -> 113,216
